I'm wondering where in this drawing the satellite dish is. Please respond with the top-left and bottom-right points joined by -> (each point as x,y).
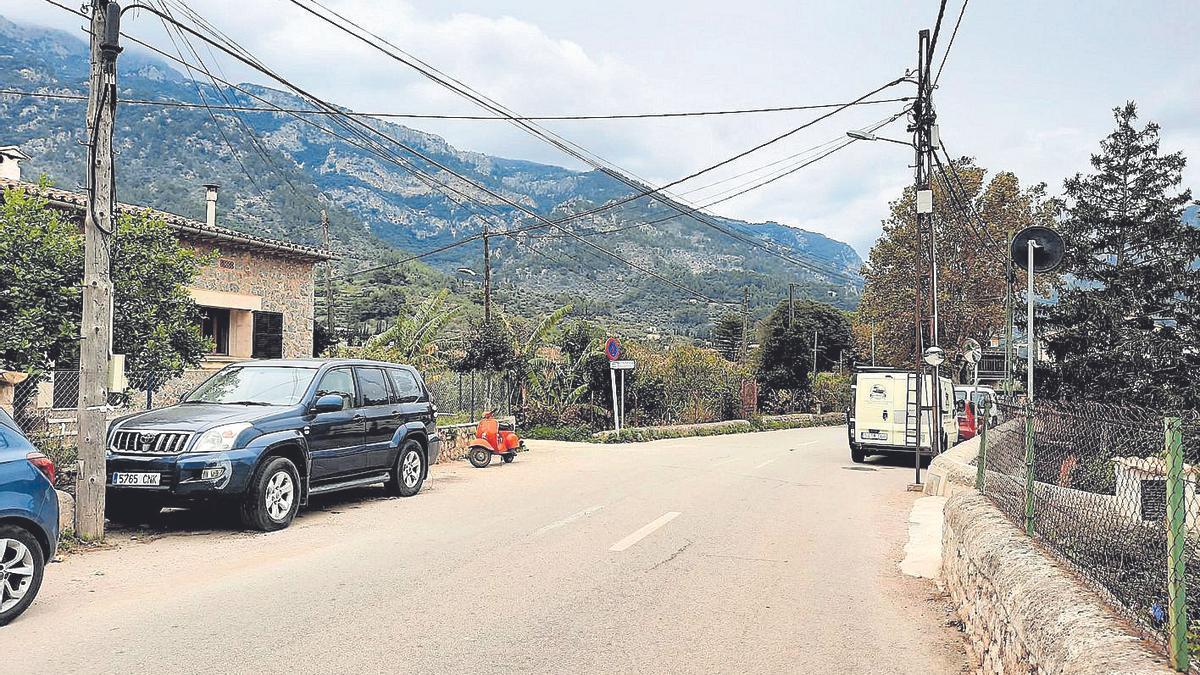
1010,226 -> 1066,272
962,338 -> 982,365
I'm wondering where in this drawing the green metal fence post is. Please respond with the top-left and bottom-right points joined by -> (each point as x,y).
1165,416 -> 1189,672
1024,404 -> 1035,536
975,400 -> 990,492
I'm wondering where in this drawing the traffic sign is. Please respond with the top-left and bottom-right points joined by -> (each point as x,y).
609,360 -> 635,370
604,337 -> 621,361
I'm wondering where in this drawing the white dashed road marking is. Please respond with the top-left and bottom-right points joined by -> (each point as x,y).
609,512 -> 682,552
533,505 -> 604,536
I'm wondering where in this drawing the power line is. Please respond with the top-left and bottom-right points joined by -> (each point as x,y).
283,0 -> 903,280
933,0 -> 970,87
525,110 -> 907,250
926,0 -> 951,68
0,87 -> 912,121
44,0 -> 864,297
931,149 -> 1006,265
157,0 -> 321,215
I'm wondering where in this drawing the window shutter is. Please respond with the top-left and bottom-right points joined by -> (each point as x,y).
252,311 -> 284,359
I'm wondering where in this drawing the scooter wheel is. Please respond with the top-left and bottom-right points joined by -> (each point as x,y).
469,447 -> 492,468
502,453 -> 515,464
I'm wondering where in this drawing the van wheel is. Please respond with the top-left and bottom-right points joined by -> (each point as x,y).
240,456 -> 300,532
384,439 -> 426,497
851,445 -> 866,463
0,524 -> 45,626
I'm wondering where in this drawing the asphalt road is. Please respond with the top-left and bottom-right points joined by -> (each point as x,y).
3,426 -> 967,674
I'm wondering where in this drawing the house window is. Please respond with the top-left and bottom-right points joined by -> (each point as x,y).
252,311 -> 284,359
200,307 -> 231,355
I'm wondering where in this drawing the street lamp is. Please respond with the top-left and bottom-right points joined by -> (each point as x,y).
846,129 -> 915,147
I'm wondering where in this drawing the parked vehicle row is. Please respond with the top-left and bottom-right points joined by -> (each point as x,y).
0,358 -> 458,626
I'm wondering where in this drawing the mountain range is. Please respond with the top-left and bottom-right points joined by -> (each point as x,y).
0,15 -> 863,336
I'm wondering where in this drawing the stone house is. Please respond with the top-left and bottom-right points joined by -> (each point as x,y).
0,153 -> 331,414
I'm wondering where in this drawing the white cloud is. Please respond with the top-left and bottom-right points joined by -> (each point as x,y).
5,0 -> 1199,259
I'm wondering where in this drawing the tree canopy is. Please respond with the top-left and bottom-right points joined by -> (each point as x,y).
1043,103 -> 1200,408
757,299 -> 851,394
1,185 -> 212,389
853,157 -> 1057,371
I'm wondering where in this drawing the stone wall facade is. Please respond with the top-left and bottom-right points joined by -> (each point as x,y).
142,239 -> 318,407
942,492 -> 1171,674
187,239 -> 317,361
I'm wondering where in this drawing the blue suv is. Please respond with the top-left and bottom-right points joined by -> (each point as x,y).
0,408 -> 59,626
105,359 -> 440,531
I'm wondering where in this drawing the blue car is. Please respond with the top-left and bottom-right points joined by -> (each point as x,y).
0,407 -> 59,626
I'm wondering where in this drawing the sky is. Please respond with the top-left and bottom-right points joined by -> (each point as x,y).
5,0 -> 1199,258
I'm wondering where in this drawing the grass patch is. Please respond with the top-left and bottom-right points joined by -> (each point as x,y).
525,413 -> 846,444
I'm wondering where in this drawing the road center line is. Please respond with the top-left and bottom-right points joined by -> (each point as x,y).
609,511 -> 681,552
533,505 -> 604,536
753,458 -> 777,470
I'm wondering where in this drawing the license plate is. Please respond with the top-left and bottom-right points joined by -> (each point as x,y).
112,472 -> 161,486
861,430 -> 888,441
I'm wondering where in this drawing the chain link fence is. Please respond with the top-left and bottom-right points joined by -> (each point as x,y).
422,370 -> 516,423
977,399 -> 1200,668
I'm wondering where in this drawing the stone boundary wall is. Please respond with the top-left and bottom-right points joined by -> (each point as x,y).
760,412 -> 846,426
942,492 -> 1170,674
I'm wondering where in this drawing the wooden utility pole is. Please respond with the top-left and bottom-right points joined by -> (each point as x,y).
76,0 -> 121,540
321,209 -> 334,342
788,282 -> 798,328
482,221 -> 492,322
811,330 -> 818,380
739,286 -> 749,363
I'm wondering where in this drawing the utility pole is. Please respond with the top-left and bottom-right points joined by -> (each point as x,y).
909,28 -> 937,484
811,330 -> 818,381
1003,227 -> 1015,396
482,221 -> 492,323
788,282 -> 797,328
76,0 -> 121,540
321,209 -> 334,345
739,286 -> 749,363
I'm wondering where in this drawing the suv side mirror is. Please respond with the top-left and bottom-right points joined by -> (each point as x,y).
312,394 -> 345,413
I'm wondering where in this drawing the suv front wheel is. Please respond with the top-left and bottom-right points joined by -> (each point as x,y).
241,456 -> 300,532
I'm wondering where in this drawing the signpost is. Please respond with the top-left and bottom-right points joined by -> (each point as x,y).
605,339 -> 635,433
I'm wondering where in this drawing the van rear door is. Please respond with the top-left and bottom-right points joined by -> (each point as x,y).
854,373 -> 907,448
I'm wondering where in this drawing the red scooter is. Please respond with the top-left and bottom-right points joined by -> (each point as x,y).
467,412 -> 523,468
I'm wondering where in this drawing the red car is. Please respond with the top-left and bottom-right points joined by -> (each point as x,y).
957,401 -> 978,441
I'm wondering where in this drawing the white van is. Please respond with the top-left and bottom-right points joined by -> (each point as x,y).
847,367 -> 958,464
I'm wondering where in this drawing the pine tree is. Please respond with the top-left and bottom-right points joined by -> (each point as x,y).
711,314 -> 743,361
1043,103 -> 1200,408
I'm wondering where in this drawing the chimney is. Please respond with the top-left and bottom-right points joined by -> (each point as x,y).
202,183 -> 219,227
0,146 -> 31,181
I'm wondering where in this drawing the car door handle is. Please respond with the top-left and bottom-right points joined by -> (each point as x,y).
352,414 -> 365,421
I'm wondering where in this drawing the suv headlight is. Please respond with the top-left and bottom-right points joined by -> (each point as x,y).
192,422 -> 252,453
